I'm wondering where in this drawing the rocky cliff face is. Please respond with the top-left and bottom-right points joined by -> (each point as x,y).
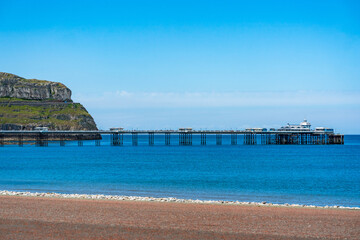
0,72 -> 98,131
0,72 -> 72,101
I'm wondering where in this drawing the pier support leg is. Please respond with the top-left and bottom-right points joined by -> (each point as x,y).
270,134 -> 275,144
165,133 -> 171,145
290,134 -> 298,145
310,134 -> 313,144
44,133 -> 48,146
179,133 -> 183,145
307,134 -> 310,145
186,133 -> 192,145
201,133 -> 207,145
111,133 -> 117,146
277,134 -> 289,145
281,134 -> 285,144
111,133 -> 123,146
329,134 -> 344,145
0,133 -> 3,147
245,133 -> 256,145
95,139 -> 101,146
77,134 -> 84,146
149,132 -> 154,146
132,133 -> 138,146
305,134 -> 308,144
179,133 -> 192,146
216,134 -> 222,145
244,133 -> 256,145
59,134 -> 65,146
261,134 -> 267,144
231,133 -> 237,145
18,134 -> 23,147
325,134 -> 329,145
36,133 -> 48,147
120,134 -> 123,146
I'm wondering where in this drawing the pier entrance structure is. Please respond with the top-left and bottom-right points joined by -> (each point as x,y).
0,129 -> 345,146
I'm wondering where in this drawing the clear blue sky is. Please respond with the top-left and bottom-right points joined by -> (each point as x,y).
1,0 -> 359,133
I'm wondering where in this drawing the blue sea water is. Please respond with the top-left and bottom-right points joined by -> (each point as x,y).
0,134 -> 359,207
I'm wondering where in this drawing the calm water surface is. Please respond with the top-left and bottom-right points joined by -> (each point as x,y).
1,135 -> 359,207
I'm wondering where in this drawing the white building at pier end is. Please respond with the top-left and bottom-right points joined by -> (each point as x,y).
279,119 -> 311,131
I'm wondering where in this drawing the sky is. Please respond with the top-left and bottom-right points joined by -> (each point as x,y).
0,0 -> 359,133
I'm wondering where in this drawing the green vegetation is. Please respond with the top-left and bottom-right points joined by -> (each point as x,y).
0,72 -> 67,89
0,97 -> 64,102
0,102 -> 93,130
0,97 -> 40,102
20,79 -> 66,88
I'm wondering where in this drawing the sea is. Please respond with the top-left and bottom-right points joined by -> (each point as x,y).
0,134 -> 359,207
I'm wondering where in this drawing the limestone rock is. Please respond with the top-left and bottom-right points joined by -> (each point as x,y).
0,72 -> 72,101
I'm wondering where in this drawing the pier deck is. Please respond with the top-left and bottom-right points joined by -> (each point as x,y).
0,130 -> 344,146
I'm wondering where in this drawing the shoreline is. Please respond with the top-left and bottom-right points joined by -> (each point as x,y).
1,190 -> 359,210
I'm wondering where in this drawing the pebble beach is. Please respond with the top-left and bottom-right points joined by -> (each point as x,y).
1,192 -> 360,239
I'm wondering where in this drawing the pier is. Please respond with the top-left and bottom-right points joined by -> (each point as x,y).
0,130 -> 344,146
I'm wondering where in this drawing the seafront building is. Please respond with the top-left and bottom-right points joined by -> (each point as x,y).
278,119 -> 312,131
278,119 -> 334,133
245,120 -> 333,133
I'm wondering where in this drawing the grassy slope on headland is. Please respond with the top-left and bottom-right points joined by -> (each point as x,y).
0,98 -> 95,130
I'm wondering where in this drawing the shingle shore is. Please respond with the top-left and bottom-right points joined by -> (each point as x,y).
1,190 -> 358,210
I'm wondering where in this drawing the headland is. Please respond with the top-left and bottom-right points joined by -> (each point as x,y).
0,72 -> 99,140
